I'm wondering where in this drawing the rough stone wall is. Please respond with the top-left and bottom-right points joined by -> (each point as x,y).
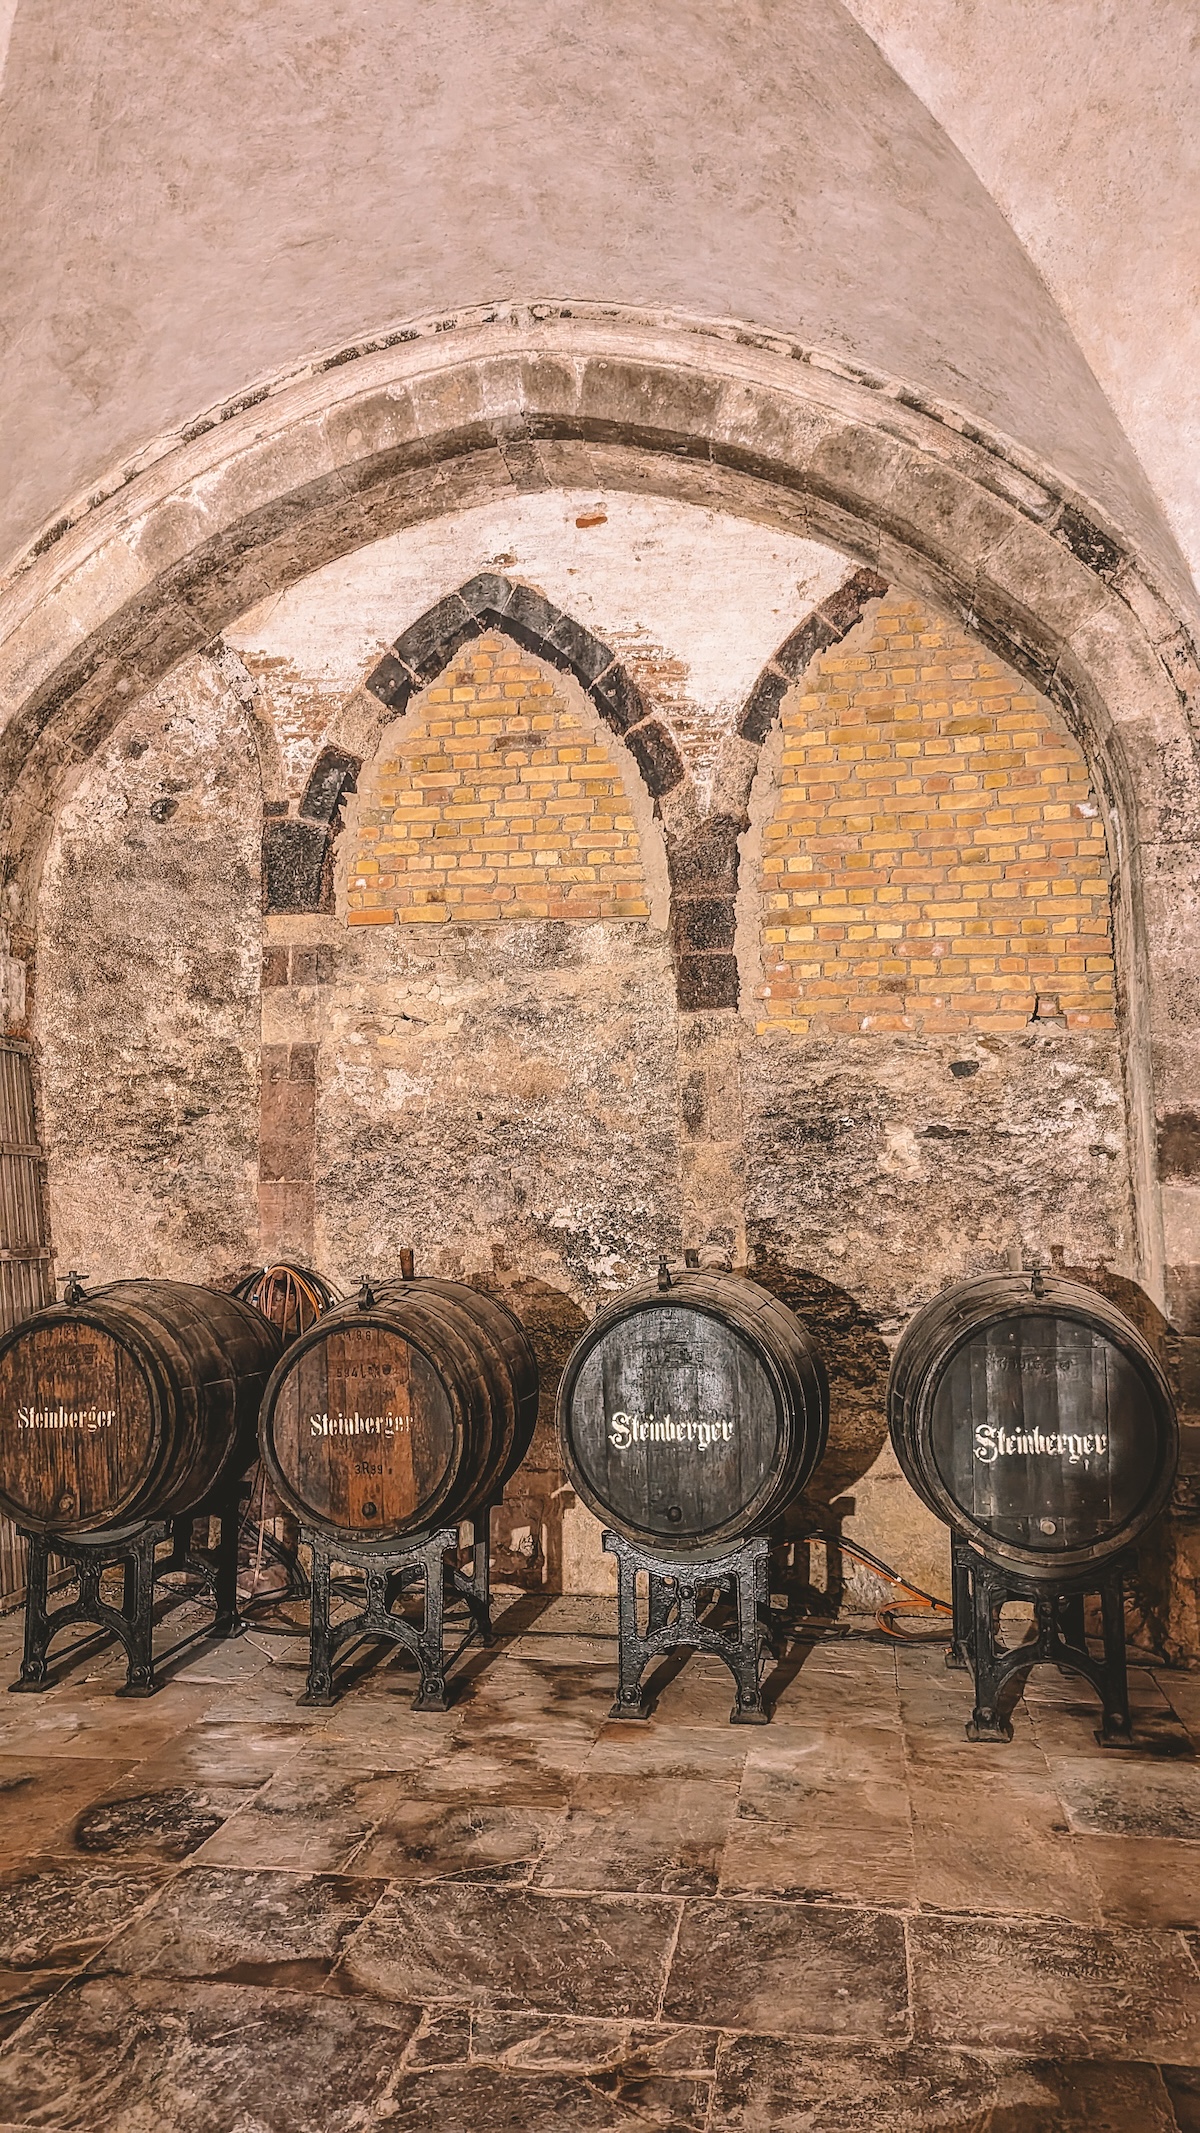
34,655 -> 261,1283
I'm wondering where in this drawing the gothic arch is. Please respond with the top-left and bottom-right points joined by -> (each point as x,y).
1,313 -> 1196,1300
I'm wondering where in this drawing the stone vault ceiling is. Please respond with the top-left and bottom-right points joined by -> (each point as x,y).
0,0 -> 1194,598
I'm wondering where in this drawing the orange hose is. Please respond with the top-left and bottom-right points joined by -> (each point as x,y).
799,1531 -> 953,1640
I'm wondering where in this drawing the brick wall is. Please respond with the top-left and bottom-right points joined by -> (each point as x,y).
347,632 -> 650,926
757,594 -> 1116,1036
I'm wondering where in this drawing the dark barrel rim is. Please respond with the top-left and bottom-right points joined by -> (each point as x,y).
556,1271 -> 829,1553
888,1272 -> 1178,1577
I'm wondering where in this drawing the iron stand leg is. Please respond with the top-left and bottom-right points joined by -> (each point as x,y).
9,1487 -> 250,1700
10,1522 -> 171,1698
1098,1571 -> 1133,1746
448,1503 -> 497,1649
946,1535 -> 973,1671
114,1526 -> 162,1697
158,1488 -> 248,1641
1054,1589 -> 1085,1651
297,1520 -> 485,1711
603,1529 -> 773,1726
963,1546 -> 1136,1747
12,1531 -> 52,1690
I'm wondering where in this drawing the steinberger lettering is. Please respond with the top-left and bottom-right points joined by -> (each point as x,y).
308,1412 -> 412,1438
609,1411 -> 734,1452
16,1405 -> 116,1432
974,1424 -> 1108,1466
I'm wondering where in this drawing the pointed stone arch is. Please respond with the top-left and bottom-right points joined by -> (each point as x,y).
2,315 -> 1198,1300
669,568 -> 890,1011
365,570 -> 684,801
261,571 -> 685,920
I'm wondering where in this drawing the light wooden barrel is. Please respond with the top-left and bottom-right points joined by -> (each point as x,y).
258,1277 -> 539,1544
0,1281 -> 282,1535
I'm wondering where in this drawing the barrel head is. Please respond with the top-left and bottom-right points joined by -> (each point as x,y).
0,1320 -> 152,1529
562,1301 -> 783,1546
930,1314 -> 1161,1559
265,1322 -> 457,1538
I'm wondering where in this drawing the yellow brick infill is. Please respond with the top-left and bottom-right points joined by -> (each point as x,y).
346,632 -> 651,926
758,594 -> 1116,1036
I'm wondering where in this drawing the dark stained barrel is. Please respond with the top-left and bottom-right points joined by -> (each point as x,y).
556,1269 -> 828,1552
0,1281 -> 283,1535
258,1278 -> 539,1543
888,1272 -> 1178,1578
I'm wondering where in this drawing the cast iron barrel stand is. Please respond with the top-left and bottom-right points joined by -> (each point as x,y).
298,1506 -> 498,1711
11,1484 -> 247,1698
949,1534 -> 1134,1746
604,1527 -> 773,1725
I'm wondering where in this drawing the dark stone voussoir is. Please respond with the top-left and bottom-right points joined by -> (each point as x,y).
589,662 -> 650,737
673,897 -> 737,953
300,746 -> 360,826
391,592 -> 482,683
819,567 -> 889,635
775,615 -> 839,687
365,650 -> 415,710
623,719 -> 685,798
667,815 -> 744,893
1055,504 -> 1126,581
737,667 -> 790,745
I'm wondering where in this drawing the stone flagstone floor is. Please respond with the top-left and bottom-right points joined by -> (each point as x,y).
0,1589 -> 1194,2129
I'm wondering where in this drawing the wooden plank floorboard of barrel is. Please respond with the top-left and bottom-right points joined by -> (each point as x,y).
556,1265 -> 829,1552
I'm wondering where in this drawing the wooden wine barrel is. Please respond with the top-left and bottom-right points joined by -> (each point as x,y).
0,1280 -> 283,1535
556,1268 -> 829,1552
258,1278 -> 539,1543
0,1041 -> 53,1593
888,1272 -> 1178,1578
